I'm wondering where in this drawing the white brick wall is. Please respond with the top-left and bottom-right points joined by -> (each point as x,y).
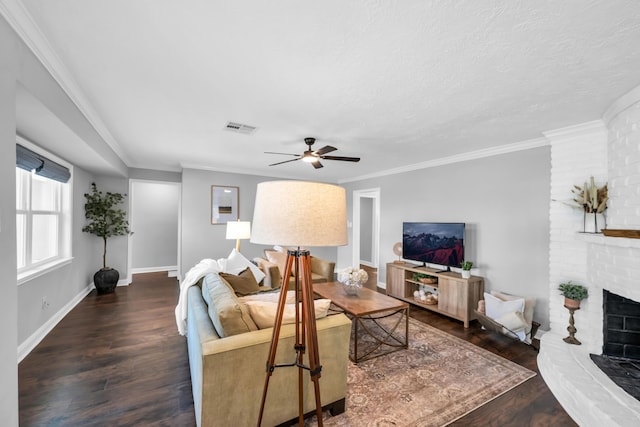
540,87 -> 640,426
546,121 -> 608,336
608,101 -> 640,228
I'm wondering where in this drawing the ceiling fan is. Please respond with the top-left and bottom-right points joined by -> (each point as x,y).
265,137 -> 361,169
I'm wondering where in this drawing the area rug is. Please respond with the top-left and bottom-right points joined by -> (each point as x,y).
308,317 -> 536,426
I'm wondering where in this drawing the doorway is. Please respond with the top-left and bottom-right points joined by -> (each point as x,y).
128,180 -> 181,278
352,188 -> 380,290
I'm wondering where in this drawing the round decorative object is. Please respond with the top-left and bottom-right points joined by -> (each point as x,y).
392,242 -> 403,263
343,280 -> 362,296
393,242 -> 402,256
94,268 -> 119,294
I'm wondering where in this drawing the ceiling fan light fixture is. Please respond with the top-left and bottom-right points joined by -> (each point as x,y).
302,153 -> 315,163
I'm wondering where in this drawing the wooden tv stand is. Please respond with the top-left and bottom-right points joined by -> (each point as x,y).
386,262 -> 484,328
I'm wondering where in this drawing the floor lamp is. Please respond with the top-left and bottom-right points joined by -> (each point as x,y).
251,181 -> 347,427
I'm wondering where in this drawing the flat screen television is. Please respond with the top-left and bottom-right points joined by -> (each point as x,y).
402,222 -> 465,269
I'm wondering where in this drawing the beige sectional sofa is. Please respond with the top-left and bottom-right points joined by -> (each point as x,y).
253,253 -> 335,289
186,272 -> 351,427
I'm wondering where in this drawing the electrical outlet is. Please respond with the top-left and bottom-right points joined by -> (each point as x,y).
41,296 -> 49,310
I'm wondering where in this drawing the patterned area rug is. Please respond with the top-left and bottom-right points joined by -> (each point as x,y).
308,317 -> 535,426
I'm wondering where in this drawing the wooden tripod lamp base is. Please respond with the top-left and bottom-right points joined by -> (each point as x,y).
257,249 -> 324,427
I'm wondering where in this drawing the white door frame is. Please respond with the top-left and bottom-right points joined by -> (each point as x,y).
352,188 -> 380,271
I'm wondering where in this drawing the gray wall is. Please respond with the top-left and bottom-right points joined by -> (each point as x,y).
180,168 -> 336,277
339,147 -> 551,328
0,15 -> 19,426
131,180 -> 179,270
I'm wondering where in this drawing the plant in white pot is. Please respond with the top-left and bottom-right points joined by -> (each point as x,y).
461,261 -> 473,279
82,182 -> 130,294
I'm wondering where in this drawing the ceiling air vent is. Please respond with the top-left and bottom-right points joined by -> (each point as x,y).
224,121 -> 257,135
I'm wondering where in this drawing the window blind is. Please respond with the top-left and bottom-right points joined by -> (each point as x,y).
16,144 -> 71,183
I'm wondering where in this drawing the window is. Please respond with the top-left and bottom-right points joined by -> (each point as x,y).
16,140 -> 72,283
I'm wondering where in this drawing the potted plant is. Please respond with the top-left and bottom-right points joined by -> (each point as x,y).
82,182 -> 130,294
461,261 -> 473,279
558,281 -> 589,309
570,176 -> 608,233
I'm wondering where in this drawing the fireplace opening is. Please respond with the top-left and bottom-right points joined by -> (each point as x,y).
590,289 -> 640,401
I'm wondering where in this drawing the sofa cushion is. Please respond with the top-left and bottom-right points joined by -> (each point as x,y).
219,267 -> 261,296
226,248 -> 266,283
201,273 -> 258,337
265,249 -> 289,277
243,298 -> 332,329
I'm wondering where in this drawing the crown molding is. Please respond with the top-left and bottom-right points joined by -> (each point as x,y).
542,120 -> 607,144
603,84 -> 640,125
338,136 -> 549,184
0,0 -> 131,164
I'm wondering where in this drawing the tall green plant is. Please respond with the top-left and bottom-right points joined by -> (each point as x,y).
82,182 -> 130,269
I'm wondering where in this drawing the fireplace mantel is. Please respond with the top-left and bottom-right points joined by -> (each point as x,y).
575,232 -> 640,249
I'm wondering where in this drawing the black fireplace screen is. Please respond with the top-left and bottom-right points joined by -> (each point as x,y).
603,290 -> 640,360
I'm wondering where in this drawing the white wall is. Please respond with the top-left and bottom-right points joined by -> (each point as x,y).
131,180 -> 179,271
0,15 -> 19,426
180,169 -> 336,276
339,146 -> 552,328
359,197 -> 373,264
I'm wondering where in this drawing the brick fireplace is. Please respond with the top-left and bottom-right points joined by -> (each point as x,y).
539,85 -> 640,426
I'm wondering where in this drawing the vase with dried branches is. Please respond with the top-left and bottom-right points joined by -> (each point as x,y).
570,176 -> 608,233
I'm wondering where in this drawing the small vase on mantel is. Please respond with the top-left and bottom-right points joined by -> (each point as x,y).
583,212 -> 606,234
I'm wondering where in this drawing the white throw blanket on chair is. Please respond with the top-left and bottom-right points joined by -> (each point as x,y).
175,258 -> 224,335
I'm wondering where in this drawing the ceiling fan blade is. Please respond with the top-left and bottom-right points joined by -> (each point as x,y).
264,151 -> 299,156
314,145 -> 337,156
311,160 -> 323,169
319,155 -> 361,162
269,158 -> 301,166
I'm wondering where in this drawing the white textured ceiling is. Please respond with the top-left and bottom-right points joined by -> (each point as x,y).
5,1 -> 640,182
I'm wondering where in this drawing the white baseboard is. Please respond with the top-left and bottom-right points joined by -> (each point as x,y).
18,283 -> 93,362
131,265 -> 178,274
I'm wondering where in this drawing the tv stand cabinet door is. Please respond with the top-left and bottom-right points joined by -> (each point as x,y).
386,263 -> 405,298
438,278 -> 465,319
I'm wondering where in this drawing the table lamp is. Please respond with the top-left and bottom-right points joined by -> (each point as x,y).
225,220 -> 251,251
251,180 -> 347,427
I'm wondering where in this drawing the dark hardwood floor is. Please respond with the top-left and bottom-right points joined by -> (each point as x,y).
19,273 -> 575,426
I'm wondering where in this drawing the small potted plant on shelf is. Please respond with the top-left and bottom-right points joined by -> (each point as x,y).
82,182 -> 130,294
558,281 -> 588,309
461,261 -> 473,279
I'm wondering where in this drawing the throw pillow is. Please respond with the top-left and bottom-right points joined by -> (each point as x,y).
494,310 -> 527,333
243,298 -> 332,329
226,248 -> 266,283
239,290 -> 297,305
490,290 -> 536,332
484,292 -> 525,321
219,267 -> 261,296
201,272 -> 258,337
264,249 -> 289,277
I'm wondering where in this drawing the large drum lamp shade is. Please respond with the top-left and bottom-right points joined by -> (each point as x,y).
251,181 -> 347,247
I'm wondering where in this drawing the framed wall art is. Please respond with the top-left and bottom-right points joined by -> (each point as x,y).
211,185 -> 239,224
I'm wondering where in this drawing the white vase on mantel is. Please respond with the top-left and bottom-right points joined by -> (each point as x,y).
583,213 -> 606,234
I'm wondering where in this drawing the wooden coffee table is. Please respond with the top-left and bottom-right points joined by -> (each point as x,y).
313,281 -> 409,363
